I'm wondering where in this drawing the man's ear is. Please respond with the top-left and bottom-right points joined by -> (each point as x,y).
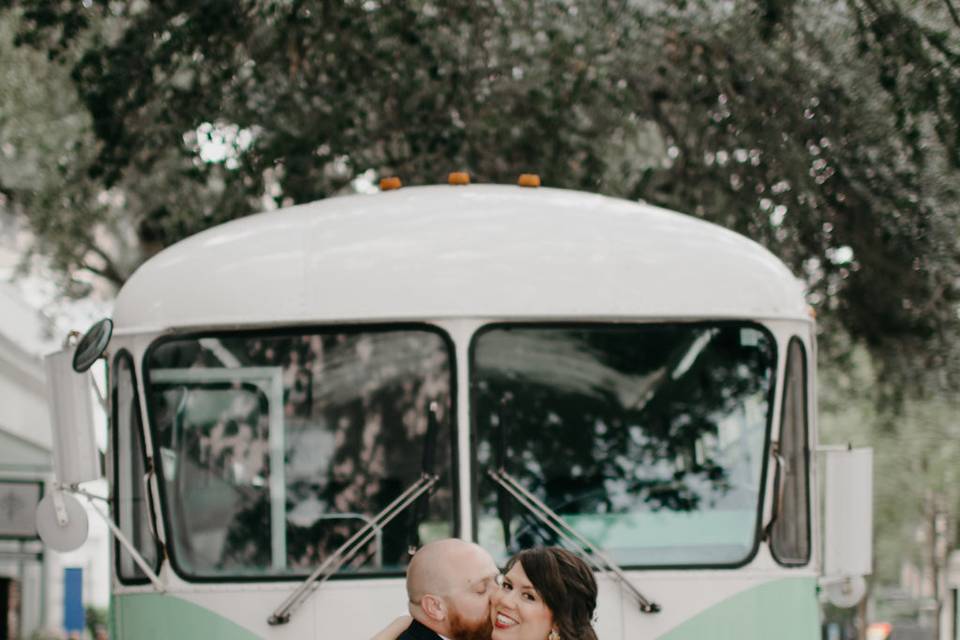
420,594 -> 447,622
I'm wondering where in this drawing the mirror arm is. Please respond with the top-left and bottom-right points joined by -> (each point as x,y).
63,330 -> 81,349
68,486 -> 165,592
70,485 -> 109,504
89,371 -> 108,413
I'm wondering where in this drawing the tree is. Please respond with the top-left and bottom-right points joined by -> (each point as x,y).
1,0 -> 958,392
0,8 -> 121,296
4,2 -> 957,627
820,340 -> 960,637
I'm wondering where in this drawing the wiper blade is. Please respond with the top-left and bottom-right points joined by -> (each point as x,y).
269,472 -> 437,624
487,467 -> 661,614
268,472 -> 438,625
270,402 -> 445,625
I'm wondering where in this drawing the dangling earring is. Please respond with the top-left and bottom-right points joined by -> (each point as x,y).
548,630 -> 560,640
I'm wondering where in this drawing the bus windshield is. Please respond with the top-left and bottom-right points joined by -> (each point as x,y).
144,327 -> 455,579
472,323 -> 775,567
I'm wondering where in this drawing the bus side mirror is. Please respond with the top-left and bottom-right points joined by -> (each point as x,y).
44,344 -> 103,486
37,340 -> 104,552
43,318 -> 112,489
820,446 -> 873,607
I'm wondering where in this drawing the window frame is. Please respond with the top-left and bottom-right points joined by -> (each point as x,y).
112,349 -> 163,585
0,479 -> 43,541
468,320 -> 778,571
769,336 -> 812,566
141,323 -> 460,583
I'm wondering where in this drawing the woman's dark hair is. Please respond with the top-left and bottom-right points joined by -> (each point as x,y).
504,547 -> 598,640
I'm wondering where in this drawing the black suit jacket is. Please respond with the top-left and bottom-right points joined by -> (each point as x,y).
396,619 -> 444,640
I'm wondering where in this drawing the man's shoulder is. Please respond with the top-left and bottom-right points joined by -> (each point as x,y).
397,619 -> 443,640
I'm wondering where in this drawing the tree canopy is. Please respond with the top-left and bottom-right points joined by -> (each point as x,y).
1,0 -> 959,394
3,2 -> 960,628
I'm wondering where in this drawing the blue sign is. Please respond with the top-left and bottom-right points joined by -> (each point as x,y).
63,567 -> 84,633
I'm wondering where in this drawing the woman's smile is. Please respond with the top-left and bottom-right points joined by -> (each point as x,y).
494,611 -> 519,629
490,563 -> 554,640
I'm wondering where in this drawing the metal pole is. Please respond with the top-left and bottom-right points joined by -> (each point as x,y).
17,539 -> 25,638
39,547 -> 47,635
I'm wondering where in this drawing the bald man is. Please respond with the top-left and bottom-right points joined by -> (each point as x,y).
398,539 -> 500,640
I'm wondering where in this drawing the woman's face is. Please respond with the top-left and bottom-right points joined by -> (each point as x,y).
490,561 -> 555,640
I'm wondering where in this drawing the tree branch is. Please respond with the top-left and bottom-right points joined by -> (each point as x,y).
943,0 -> 960,30
78,259 -> 112,280
78,260 -> 125,289
80,244 -> 126,288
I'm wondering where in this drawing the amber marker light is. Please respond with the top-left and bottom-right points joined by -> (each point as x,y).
379,176 -> 402,191
448,171 -> 471,185
518,173 -> 541,187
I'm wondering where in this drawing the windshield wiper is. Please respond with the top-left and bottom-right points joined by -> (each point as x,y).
487,467 -> 661,614
268,405 -> 442,626
268,472 -> 437,625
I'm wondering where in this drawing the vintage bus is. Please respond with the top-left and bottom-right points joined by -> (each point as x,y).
39,180 -> 871,638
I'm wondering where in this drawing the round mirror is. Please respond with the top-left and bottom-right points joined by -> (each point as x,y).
825,576 -> 866,608
35,491 -> 89,552
72,318 -> 113,372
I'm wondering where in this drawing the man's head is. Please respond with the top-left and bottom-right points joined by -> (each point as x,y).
406,539 -> 499,640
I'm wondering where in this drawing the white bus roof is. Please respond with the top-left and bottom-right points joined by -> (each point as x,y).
114,185 -> 808,332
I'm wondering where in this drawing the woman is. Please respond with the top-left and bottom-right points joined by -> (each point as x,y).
492,547 -> 597,640
371,547 -> 598,640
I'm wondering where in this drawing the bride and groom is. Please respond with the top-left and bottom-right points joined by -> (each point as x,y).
372,539 -> 598,640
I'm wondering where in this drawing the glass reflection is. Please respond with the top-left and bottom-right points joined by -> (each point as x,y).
145,328 -> 454,578
113,353 -> 159,580
473,323 -> 774,566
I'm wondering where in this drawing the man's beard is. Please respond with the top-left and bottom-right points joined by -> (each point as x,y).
447,606 -> 493,640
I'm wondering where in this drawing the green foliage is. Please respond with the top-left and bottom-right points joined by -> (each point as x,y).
86,604 -> 109,638
2,0 -> 957,614
820,347 -> 960,587
1,0 -> 958,394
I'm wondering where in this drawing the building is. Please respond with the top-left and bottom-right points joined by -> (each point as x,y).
0,281 -> 108,638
